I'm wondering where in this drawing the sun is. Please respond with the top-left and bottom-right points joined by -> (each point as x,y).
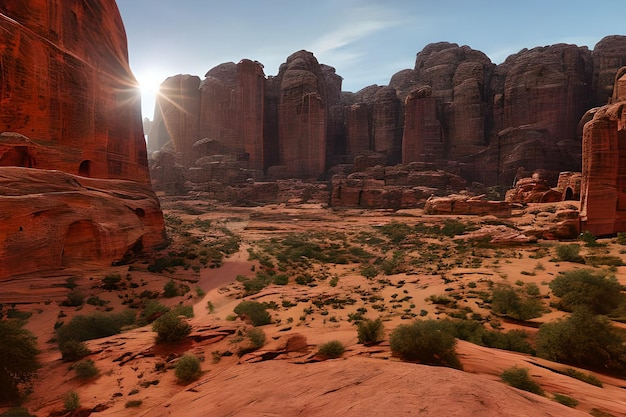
135,71 -> 167,119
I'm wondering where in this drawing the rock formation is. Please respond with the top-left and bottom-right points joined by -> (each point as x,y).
580,66 -> 626,235
149,36 -> 626,197
0,0 -> 164,278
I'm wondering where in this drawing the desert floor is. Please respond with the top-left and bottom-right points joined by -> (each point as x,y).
1,198 -> 626,416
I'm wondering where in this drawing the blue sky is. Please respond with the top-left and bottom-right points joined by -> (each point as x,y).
115,0 -> 624,119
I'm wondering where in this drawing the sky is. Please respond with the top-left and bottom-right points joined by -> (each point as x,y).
115,0 -> 625,119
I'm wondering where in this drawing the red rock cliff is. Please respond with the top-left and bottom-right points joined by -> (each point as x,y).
0,0 -> 165,278
580,67 -> 626,235
0,0 -> 150,182
149,37 -> 626,190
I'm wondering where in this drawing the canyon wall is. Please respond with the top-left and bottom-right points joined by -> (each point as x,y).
580,66 -> 626,236
148,36 -> 626,190
0,0 -> 165,278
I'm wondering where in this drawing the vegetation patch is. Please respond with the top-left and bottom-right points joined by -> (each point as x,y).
501,367 -> 544,395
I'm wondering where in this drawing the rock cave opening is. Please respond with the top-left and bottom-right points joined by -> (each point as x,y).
61,220 -> 102,265
0,146 -> 35,167
78,160 -> 92,177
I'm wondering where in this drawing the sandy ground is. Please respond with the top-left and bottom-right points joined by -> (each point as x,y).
1,200 -> 626,416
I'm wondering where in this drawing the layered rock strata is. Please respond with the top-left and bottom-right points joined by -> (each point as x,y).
580,66 -> 626,235
149,36 -> 626,193
0,0 -> 164,277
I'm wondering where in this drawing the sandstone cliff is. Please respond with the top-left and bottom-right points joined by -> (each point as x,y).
580,66 -> 626,235
0,0 -> 165,278
148,36 -> 626,193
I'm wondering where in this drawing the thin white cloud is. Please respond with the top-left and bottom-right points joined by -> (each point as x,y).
309,5 -> 405,56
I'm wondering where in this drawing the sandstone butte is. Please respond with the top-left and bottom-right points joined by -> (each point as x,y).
0,0 -> 165,278
148,36 -> 626,191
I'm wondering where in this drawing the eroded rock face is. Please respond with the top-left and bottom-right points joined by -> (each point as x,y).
0,0 -> 150,182
149,36 -> 626,196
580,66 -> 626,235
0,1 -> 165,277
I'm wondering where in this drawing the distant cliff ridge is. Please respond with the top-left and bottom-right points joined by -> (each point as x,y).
148,37 -> 626,189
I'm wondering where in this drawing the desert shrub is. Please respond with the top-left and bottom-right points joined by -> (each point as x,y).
490,284 -> 544,320
139,300 -> 169,325
555,244 -> 584,263
147,256 -> 186,273
125,400 -> 143,408
536,307 -> 626,374
86,296 -> 107,307
236,273 -> 273,295
317,340 -> 345,359
273,274 -> 289,285
71,359 -> 99,379
174,354 -> 202,383
238,328 -> 267,356
0,408 -> 36,417
63,391 -> 80,411
233,301 -> 271,326
579,230 -> 602,247
101,274 -> 122,290
553,393 -> 579,408
389,320 -> 462,369
56,311 -> 135,345
361,265 -> 379,279
562,368 -> 603,387
59,339 -> 90,362
0,320 -> 40,403
549,269 -> 622,314
163,280 -> 179,298
501,367 -> 543,395
246,328 -> 266,349
357,318 -> 385,345
617,232 -> 626,245
152,311 -> 191,343
480,329 -> 534,354
62,290 -> 85,307
377,221 -> 413,243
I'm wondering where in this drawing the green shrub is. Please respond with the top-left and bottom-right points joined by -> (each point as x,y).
71,359 -> 99,379
233,301 -> 271,326
152,312 -> 191,343
63,391 -> 80,411
101,274 -> 122,290
553,393 -> 579,408
86,296 -> 107,307
174,354 -> 202,383
357,318 -> 385,344
490,284 -> 543,320
549,269 -> 622,314
389,320 -> 462,369
273,274 -> 289,285
139,300 -> 169,325
555,244 -> 584,263
0,320 -> 40,403
536,307 -> 626,374
501,367 -> 543,395
59,339 -> 90,362
62,290 -> 85,307
238,328 -> 267,356
562,368 -> 603,387
246,328 -> 266,349
579,230 -> 601,247
317,340 -> 345,359
163,280 -> 179,298
56,311 -> 135,344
